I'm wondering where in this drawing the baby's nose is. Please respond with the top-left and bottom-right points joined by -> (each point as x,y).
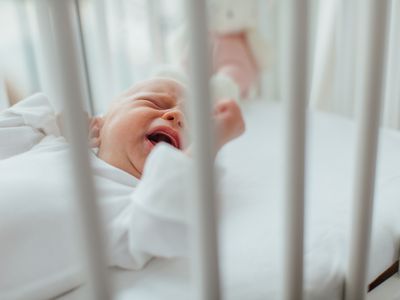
162,109 -> 184,128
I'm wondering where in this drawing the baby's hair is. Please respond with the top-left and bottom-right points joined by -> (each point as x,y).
150,67 -> 192,105
151,65 -> 189,87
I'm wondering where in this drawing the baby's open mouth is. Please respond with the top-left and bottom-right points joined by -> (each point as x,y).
146,127 -> 180,150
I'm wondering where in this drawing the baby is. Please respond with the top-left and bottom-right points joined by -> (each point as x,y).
87,77 -> 245,178
0,76 -> 245,279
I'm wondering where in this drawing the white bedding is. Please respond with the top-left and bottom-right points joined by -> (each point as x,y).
57,100 -> 400,300
0,94 -> 202,300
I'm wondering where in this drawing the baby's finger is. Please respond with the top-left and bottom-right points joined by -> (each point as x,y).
213,98 -> 234,114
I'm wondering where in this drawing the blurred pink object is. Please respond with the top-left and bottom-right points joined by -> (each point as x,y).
212,33 -> 260,98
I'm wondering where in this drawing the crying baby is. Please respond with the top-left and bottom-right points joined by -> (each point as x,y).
88,77 -> 245,178
0,76 -> 245,272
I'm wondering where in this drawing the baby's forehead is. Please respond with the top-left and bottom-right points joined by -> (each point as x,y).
110,78 -> 188,112
133,78 -> 186,99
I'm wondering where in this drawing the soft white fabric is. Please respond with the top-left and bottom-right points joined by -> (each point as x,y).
0,94 -> 194,299
0,93 -> 59,160
2,96 -> 400,300
61,100 -> 400,300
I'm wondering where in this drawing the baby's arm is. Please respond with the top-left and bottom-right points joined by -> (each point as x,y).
184,99 -> 245,156
213,99 -> 245,151
107,144 -> 193,269
0,94 -> 60,160
185,100 -> 246,155
108,100 -> 244,269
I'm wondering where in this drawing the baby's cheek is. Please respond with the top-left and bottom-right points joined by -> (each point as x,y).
112,117 -> 139,140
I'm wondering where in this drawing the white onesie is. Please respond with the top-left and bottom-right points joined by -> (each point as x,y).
0,94 -> 194,299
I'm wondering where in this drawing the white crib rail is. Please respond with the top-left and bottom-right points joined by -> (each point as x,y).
92,0 -> 115,113
185,0 -> 221,299
383,0 -> 400,129
44,0 -> 112,299
16,0 -> 41,93
31,0 -> 396,298
346,0 -> 389,299
281,0 -> 309,299
33,0 -> 62,111
333,0 -> 357,115
146,0 -> 166,65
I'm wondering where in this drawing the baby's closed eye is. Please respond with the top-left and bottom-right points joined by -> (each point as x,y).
138,99 -> 165,110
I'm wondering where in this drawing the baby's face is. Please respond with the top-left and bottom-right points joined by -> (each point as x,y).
96,78 -> 188,178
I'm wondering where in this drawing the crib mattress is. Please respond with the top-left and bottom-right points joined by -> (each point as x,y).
59,100 -> 400,300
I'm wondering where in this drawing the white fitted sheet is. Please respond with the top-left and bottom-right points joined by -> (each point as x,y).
60,100 -> 400,300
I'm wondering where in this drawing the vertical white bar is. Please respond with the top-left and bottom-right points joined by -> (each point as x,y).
309,0 -> 337,111
92,0 -> 115,111
333,0 -> 357,116
45,1 -> 112,299
146,0 -> 166,65
346,1 -> 389,299
258,0 -> 274,101
33,0 -> 62,111
277,1 -> 286,103
382,0 -> 400,129
308,0 -> 319,73
33,0 -> 90,113
16,0 -> 41,93
185,0 -> 221,300
74,0 -> 95,115
281,0 -> 308,300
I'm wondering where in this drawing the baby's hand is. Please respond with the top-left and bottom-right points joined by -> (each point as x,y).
213,99 -> 245,151
183,99 -> 245,157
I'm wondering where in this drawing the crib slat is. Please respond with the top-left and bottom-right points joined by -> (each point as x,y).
333,0 -> 357,115
346,1 -> 389,299
45,1 -> 112,299
33,0 -> 62,111
308,0 -> 337,110
383,0 -> 400,129
282,0 -> 309,299
74,0 -> 95,115
92,0 -> 115,113
185,0 -> 221,299
17,0 -> 41,93
146,0 -> 166,64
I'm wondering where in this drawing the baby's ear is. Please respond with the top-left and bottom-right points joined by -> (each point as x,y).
89,116 -> 104,148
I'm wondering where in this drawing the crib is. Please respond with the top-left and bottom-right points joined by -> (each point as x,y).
0,0 -> 399,299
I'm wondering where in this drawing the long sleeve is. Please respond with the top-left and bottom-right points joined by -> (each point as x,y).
0,93 -> 60,160
107,144 -> 194,270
